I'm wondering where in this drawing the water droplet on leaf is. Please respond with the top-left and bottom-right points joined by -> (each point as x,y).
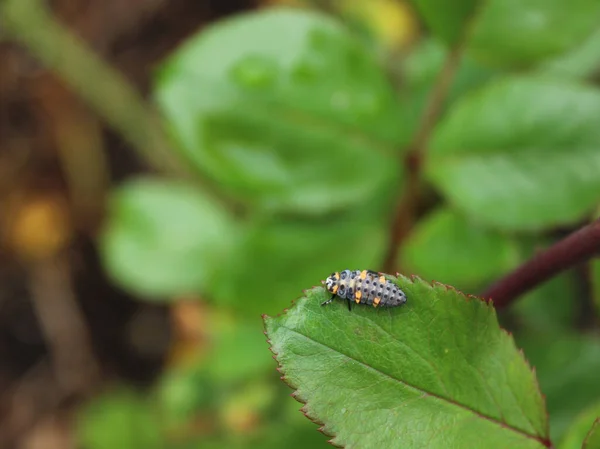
229,55 -> 277,89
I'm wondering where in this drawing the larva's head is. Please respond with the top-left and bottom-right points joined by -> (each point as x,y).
323,272 -> 340,294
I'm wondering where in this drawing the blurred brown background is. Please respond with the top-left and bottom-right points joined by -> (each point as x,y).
0,2 -> 257,447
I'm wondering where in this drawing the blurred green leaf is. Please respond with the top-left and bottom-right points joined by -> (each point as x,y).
591,211 -> 600,319
219,379 -> 276,430
584,419 -> 600,449
211,211 -> 388,316
78,388 -> 164,449
100,177 -> 238,298
329,0 -> 416,56
516,333 -> 600,441
542,26 -> 600,79
511,270 -> 576,333
399,207 -> 521,290
407,0 -> 479,44
426,76 -> 600,230
156,318 -> 274,435
205,316 -> 274,382
592,257 -> 600,318
559,402 -> 600,449
156,365 -> 216,432
398,37 -> 498,147
264,277 -> 549,448
155,7 -> 405,215
173,411 -> 330,449
469,0 -> 600,67
508,237 -> 577,332
156,356 -> 328,449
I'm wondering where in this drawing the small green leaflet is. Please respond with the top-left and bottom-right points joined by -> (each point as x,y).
264,275 -> 550,449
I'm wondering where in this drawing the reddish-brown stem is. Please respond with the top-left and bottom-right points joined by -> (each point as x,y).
482,218 -> 600,309
382,45 -> 463,272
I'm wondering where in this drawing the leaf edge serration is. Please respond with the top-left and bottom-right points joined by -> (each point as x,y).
262,273 -> 550,448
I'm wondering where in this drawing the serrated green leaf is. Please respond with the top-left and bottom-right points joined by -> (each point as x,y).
264,276 -> 549,449
100,177 -> 238,298
559,402 -> 600,449
469,0 -> 600,67
154,7 -> 405,215
584,419 -> 600,449
400,207 -> 521,289
516,333 -> 600,441
407,0 -> 479,44
426,76 -> 600,230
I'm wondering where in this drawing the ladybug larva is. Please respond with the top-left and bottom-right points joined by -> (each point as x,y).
321,269 -> 407,311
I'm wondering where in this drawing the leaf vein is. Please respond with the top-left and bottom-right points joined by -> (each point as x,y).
283,325 -> 546,446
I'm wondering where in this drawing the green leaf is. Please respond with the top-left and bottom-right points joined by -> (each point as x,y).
508,237 -> 577,332
155,345 -> 326,449
205,317 -> 274,383
516,333 -> 600,441
591,211 -> 600,319
77,388 -> 164,449
592,256 -> 600,318
100,177 -> 238,298
407,0 -> 479,44
426,76 -> 600,230
542,26 -> 600,79
156,364 -> 216,433
584,419 -> 600,449
154,7 -> 405,215
264,276 -> 549,449
399,207 -> 521,290
469,0 -> 600,67
398,38 -> 498,147
510,271 -> 576,333
211,211 -> 388,316
559,402 -> 600,449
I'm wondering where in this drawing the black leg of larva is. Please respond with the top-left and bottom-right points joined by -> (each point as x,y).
347,298 -> 352,312
321,294 -> 335,307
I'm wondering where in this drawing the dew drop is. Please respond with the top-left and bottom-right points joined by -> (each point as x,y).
229,55 -> 277,89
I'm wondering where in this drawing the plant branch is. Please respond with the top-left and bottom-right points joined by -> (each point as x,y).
0,0 -> 245,215
482,218 -> 600,309
0,0 -> 180,173
29,255 -> 101,393
382,44 -> 462,273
